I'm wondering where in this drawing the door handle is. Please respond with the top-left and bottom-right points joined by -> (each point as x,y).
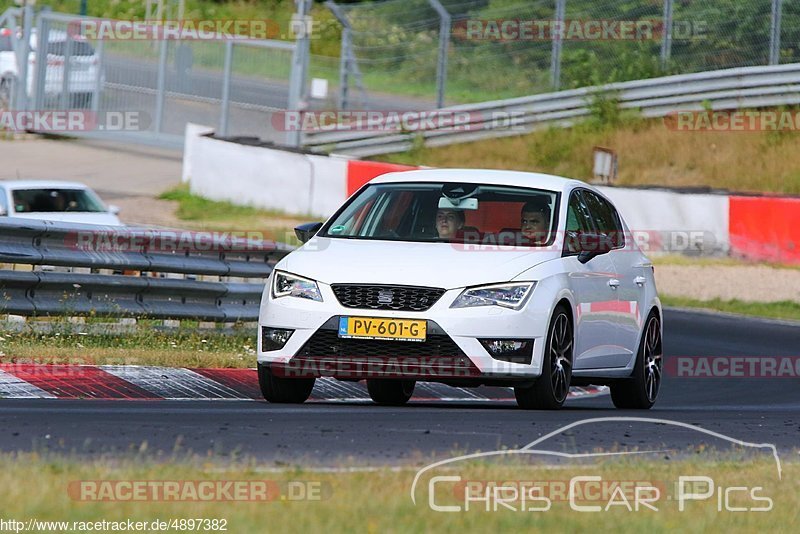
634,276 -> 646,287
608,279 -> 620,289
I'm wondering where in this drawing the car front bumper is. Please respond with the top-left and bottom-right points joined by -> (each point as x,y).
257,281 -> 551,381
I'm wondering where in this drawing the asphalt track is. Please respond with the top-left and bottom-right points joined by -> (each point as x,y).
0,309 -> 797,465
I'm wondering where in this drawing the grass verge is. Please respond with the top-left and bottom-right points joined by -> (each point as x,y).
660,296 -> 800,322
382,116 -> 800,195
159,184 -> 308,245
653,255 -> 800,271
0,329 -> 256,368
0,454 -> 794,531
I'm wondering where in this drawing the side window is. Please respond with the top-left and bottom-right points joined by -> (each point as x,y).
583,191 -> 624,248
0,187 -> 7,215
564,190 -> 594,254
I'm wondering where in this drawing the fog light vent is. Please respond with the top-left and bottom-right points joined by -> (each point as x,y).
261,327 -> 294,352
479,339 -> 534,364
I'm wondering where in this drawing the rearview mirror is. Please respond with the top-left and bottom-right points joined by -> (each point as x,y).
295,222 -> 323,243
438,197 -> 478,210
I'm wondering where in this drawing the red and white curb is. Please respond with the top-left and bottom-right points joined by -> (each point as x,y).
0,364 -> 608,402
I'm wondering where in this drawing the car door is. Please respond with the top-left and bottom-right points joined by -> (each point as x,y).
564,189 -> 624,370
586,191 -> 647,363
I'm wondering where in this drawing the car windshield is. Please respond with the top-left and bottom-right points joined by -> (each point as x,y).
12,188 -> 107,213
320,182 -> 559,246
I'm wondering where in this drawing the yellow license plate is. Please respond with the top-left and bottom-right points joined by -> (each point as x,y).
338,317 -> 427,342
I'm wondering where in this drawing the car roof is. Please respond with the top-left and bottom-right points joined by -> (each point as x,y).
0,180 -> 93,190
370,168 -> 588,193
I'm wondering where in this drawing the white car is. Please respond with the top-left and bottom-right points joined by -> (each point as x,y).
0,28 -> 100,108
0,180 -> 122,226
258,169 -> 663,410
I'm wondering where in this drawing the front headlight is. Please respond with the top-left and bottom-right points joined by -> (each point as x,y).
271,270 -> 323,302
450,282 -> 535,310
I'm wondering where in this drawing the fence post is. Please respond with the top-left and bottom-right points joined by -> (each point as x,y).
32,14 -> 48,110
60,33 -> 73,109
769,0 -> 782,65
154,38 -> 168,133
339,27 -> 351,110
218,40 -> 233,136
660,0 -> 673,69
287,0 -> 312,148
550,0 -> 565,90
427,0 -> 451,109
92,37 -> 104,113
12,4 -> 34,111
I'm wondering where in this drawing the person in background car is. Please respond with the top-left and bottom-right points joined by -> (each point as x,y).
520,200 -> 551,244
435,208 -> 465,240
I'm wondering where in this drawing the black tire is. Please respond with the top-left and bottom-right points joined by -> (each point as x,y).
366,379 -> 415,406
611,311 -> 663,409
515,305 -> 573,410
258,365 -> 315,404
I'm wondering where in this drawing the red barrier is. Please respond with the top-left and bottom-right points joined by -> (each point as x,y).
729,196 -> 800,264
346,160 -> 418,196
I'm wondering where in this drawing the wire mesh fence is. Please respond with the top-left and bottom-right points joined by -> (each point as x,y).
2,9 -> 296,146
326,0 -> 797,108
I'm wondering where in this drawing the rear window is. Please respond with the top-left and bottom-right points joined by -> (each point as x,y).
12,188 -> 106,213
46,40 -> 95,57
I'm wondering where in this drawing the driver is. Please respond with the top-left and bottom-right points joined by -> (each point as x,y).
520,200 -> 551,244
435,208 -> 465,240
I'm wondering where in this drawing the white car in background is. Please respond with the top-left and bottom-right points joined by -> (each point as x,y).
258,169 -> 663,410
0,28 -> 100,108
0,180 -> 122,226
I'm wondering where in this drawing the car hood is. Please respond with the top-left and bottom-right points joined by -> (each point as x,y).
279,237 -> 560,289
10,212 -> 124,226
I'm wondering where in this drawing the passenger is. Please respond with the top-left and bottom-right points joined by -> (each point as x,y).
435,208 -> 465,240
520,200 -> 551,244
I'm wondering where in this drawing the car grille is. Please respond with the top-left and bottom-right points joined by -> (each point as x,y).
290,327 -> 478,378
330,284 -> 445,312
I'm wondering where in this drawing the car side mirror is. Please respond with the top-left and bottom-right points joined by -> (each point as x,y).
573,232 -> 614,264
108,204 -> 120,215
294,222 -> 323,243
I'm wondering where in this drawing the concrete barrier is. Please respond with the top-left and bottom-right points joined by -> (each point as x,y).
183,133 -> 799,264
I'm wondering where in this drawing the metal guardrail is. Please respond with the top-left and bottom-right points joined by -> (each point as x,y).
0,218 -> 293,322
303,63 -> 800,157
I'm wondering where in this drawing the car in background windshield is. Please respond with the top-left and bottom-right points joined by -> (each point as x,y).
0,180 -> 122,226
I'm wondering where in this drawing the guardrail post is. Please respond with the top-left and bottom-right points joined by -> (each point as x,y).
154,38 -> 168,133
660,0 -> 673,69
287,0 -> 312,148
769,0 -> 782,65
550,0 -> 565,91
218,39 -> 233,136
427,0 -> 451,109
